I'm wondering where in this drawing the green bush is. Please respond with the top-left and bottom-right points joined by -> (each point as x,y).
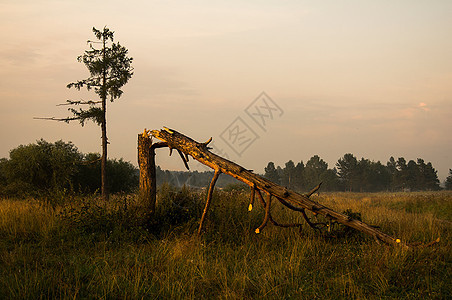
74,153 -> 138,194
0,140 -> 81,197
0,140 -> 138,198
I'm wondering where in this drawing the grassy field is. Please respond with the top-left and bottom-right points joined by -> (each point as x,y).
0,188 -> 451,299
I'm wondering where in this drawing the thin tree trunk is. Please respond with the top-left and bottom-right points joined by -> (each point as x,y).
101,102 -> 108,200
101,33 -> 108,201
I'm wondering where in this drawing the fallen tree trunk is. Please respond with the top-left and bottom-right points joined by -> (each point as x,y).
149,127 -> 438,248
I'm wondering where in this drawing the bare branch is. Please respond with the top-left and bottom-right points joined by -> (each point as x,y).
79,157 -> 102,165
305,182 -> 322,198
33,116 -> 80,122
198,168 -> 221,235
150,142 -> 168,150
248,184 -> 256,211
255,192 -> 272,234
57,100 -> 102,106
176,149 -> 190,170
255,189 -> 304,230
268,214 -> 303,230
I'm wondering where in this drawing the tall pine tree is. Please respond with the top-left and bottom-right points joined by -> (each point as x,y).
40,27 -> 133,200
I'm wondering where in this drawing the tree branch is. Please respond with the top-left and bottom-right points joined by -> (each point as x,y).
255,192 -> 272,234
198,168 -> 221,235
33,116 -> 80,122
305,182 -> 322,198
56,100 -> 102,106
248,184 -> 256,211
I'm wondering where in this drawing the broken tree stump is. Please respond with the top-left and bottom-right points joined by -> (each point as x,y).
137,130 -> 167,214
147,127 -> 439,248
137,131 -> 153,212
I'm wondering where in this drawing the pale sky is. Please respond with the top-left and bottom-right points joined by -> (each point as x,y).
1,0 -> 451,182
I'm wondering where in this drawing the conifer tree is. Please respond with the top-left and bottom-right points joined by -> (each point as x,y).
445,169 -> 452,190
38,27 -> 133,200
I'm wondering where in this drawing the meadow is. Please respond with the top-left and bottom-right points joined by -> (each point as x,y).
0,187 -> 450,299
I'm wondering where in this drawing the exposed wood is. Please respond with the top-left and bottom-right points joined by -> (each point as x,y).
138,131 -> 153,212
255,192 -> 272,234
198,168 -> 221,235
306,182 -> 322,198
248,184 -> 256,211
149,127 -> 438,248
137,130 -> 167,214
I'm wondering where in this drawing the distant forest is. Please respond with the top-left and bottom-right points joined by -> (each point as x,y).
158,154 -> 452,193
262,154 -> 442,192
1,139 -> 452,197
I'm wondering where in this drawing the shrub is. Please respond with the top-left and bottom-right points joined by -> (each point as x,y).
58,195 -> 149,243
149,183 -> 204,236
0,140 -> 81,197
0,140 -> 138,199
223,182 -> 248,192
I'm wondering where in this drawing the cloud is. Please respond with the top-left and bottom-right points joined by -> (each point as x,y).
418,102 -> 430,111
0,45 -> 41,66
397,102 -> 433,119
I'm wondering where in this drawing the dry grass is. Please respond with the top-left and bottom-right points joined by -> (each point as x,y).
0,198 -> 58,241
0,191 -> 451,299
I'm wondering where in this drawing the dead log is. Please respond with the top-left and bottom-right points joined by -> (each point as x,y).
149,127 -> 438,248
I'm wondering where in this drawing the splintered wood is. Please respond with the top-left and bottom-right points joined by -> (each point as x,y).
142,127 -> 439,248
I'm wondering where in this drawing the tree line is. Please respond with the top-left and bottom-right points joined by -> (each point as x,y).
0,140 -> 138,198
264,154 -> 447,192
1,140 -> 451,198
150,154 -> 451,192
